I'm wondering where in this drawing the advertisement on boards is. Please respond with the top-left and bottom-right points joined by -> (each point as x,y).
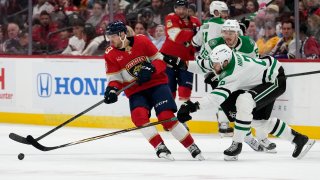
0,60 -> 15,106
33,59 -> 130,116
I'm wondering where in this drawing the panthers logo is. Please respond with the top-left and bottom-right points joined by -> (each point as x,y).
126,56 -> 148,77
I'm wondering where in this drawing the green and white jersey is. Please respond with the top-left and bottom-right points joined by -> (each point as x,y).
189,52 -> 282,111
198,36 -> 259,63
192,17 -> 224,47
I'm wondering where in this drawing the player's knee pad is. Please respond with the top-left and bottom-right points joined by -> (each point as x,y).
157,110 -> 177,130
236,92 -> 256,120
178,86 -> 191,101
131,107 -> 150,127
252,117 -> 277,135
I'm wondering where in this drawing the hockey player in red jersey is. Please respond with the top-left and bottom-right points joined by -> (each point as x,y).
103,21 -> 204,161
160,0 -> 201,101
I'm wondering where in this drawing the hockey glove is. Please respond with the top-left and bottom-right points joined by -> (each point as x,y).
104,86 -> 118,104
177,100 -> 200,123
204,72 -> 219,89
162,54 -> 187,70
137,62 -> 155,85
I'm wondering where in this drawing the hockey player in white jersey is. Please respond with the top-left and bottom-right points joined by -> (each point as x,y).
192,1 -> 235,138
191,1 -> 228,49
176,44 -> 315,160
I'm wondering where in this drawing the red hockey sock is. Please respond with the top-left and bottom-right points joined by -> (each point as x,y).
157,110 -> 178,130
178,86 -> 191,101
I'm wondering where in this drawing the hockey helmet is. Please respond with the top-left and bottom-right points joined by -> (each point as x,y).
106,21 -> 127,36
222,19 -> 241,33
210,1 -> 229,17
175,0 -> 188,8
209,44 -> 233,68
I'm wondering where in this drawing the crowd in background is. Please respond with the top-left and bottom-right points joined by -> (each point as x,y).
0,0 -> 319,58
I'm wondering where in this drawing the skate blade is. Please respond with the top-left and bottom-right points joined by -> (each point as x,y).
264,149 -> 277,153
159,153 -> 175,161
219,132 -> 234,138
224,155 -> 238,161
194,153 -> 205,161
297,139 -> 316,159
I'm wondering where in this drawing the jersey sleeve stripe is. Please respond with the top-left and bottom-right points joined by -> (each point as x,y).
215,87 -> 231,96
268,58 -> 277,81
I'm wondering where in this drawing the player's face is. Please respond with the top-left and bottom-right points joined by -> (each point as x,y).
220,11 -> 229,19
175,6 -> 188,19
222,30 -> 238,47
213,62 -> 223,75
108,34 -> 122,48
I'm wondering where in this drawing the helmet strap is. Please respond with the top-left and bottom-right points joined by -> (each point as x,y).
119,32 -> 127,49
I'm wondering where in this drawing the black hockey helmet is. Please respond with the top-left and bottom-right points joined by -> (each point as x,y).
106,21 -> 127,36
175,0 -> 188,8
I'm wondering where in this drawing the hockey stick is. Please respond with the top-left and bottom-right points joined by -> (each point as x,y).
26,117 -> 177,151
9,81 -> 136,145
286,70 -> 320,78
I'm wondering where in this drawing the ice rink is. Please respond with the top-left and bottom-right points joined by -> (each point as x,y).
1,123 -> 319,180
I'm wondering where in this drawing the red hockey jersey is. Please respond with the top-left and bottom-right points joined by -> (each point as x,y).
104,35 -> 168,97
160,13 -> 201,61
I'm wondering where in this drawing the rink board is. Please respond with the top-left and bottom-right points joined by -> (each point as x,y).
0,56 -> 320,138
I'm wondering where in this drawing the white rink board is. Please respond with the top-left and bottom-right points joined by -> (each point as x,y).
0,57 -> 320,126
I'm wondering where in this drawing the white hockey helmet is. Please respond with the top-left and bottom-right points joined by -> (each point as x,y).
209,44 -> 233,68
210,1 -> 229,17
222,19 -> 241,33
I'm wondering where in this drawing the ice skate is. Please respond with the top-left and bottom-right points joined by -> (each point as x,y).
244,135 -> 264,152
156,143 -> 174,161
259,138 -> 277,153
219,122 -> 234,137
224,141 -> 242,161
291,130 -> 316,159
188,143 -> 205,161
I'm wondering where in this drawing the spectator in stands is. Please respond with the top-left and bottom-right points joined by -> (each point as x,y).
270,20 -> 297,59
2,22 -> 20,54
229,0 -> 246,17
299,23 -> 320,59
256,21 -> 280,56
307,14 -> 320,44
139,8 -> 158,38
246,20 -> 258,41
62,19 -> 85,55
274,0 -> 291,15
97,0 -> 126,35
119,0 -> 130,11
32,11 -> 59,53
150,0 -> 172,25
33,0 -> 55,19
187,3 -> 197,16
49,22 -> 70,54
86,1 -> 105,27
152,24 -> 166,50
55,0 -> 79,15
245,0 -> 259,13
124,0 -> 150,15
303,0 -> 320,16
265,4 -> 279,21
80,23 -> 98,55
134,22 -> 153,40
5,30 -> 31,55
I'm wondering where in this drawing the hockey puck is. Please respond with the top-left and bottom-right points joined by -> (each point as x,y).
18,153 -> 25,160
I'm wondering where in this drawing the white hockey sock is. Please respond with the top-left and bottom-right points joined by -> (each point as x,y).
140,126 -> 160,141
252,118 -> 294,142
233,119 -> 251,143
170,122 -> 189,141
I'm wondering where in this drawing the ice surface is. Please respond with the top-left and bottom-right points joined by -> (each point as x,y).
1,124 -> 319,180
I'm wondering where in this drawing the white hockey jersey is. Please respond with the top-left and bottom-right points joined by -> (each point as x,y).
188,52 -> 282,111
192,17 -> 225,47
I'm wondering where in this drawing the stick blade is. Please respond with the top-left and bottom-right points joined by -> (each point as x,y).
9,133 -> 30,144
26,135 -> 52,151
